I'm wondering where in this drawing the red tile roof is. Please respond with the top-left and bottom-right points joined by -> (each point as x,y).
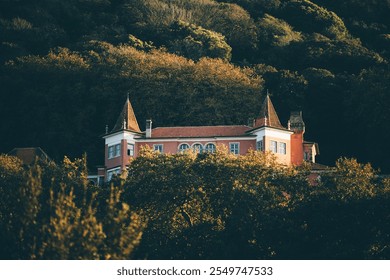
149,125 -> 253,138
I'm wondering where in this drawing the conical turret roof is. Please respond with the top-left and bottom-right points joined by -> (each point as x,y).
254,94 -> 284,129
111,95 -> 141,133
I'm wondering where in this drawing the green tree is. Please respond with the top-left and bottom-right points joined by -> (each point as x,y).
343,66 -> 390,172
0,155 -> 145,259
123,146 -> 311,259
292,157 -> 390,259
281,0 -> 349,40
169,20 -> 232,61
257,14 -> 302,48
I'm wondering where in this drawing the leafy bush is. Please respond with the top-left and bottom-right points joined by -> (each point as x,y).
0,155 -> 145,259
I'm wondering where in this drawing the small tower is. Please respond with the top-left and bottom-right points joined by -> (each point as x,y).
254,93 -> 285,129
250,93 -> 293,165
103,95 -> 142,181
289,111 -> 305,165
111,94 -> 141,133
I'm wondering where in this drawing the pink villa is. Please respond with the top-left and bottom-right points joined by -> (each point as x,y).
96,94 -> 319,182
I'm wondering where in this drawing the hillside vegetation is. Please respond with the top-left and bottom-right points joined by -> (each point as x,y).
1,0 -> 390,171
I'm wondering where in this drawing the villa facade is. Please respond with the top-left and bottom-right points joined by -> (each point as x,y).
99,94 -> 319,181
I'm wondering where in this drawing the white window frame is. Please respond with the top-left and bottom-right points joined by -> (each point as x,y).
108,145 -> 114,159
205,143 -> 216,153
107,167 -> 121,181
178,143 -> 190,153
256,140 -> 263,151
153,144 -> 164,153
270,140 -> 277,153
229,142 -> 240,155
127,143 -> 135,157
114,143 -> 121,157
278,142 -> 286,155
108,143 -> 121,159
192,143 -> 203,154
108,143 -> 122,159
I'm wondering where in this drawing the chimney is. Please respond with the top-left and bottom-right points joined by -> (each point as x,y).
247,118 -> 255,127
289,111 -> 305,165
288,111 -> 305,133
146,119 -> 152,138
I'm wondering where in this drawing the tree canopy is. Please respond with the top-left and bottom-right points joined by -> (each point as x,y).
2,151 -> 389,259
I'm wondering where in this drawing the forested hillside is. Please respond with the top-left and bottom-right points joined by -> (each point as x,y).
1,0 -> 389,171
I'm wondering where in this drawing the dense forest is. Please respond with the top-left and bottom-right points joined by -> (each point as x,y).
0,0 -> 389,171
1,150 -> 390,259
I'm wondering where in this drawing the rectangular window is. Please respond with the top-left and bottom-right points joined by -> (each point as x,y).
108,144 -> 121,159
127,143 -> 134,156
114,143 -> 121,157
153,144 -> 163,153
270,140 -> 277,153
229,143 -> 240,155
256,140 -> 263,151
107,168 -> 120,181
108,146 -> 114,159
107,171 -> 113,181
278,142 -> 286,155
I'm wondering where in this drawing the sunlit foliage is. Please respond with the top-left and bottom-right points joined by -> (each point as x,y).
117,148 -> 390,259
0,155 -> 145,260
257,14 -> 302,47
1,151 -> 389,259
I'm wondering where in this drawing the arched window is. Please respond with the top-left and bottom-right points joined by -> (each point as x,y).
205,143 -> 216,153
192,143 -> 203,154
178,143 -> 190,152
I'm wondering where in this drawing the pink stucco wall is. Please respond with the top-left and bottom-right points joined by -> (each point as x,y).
137,139 -> 256,155
105,139 -> 132,170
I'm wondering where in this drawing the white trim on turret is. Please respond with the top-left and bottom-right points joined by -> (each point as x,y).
104,131 -> 141,146
251,127 -> 293,142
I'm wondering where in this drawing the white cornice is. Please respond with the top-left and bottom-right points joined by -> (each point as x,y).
103,130 -> 144,139
249,126 -> 293,135
134,136 -> 257,143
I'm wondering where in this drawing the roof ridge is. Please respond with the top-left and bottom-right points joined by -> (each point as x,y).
152,125 -> 251,129
111,95 -> 141,133
254,94 -> 284,129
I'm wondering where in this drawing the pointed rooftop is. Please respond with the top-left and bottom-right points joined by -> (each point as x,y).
254,93 -> 284,129
111,95 -> 141,133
